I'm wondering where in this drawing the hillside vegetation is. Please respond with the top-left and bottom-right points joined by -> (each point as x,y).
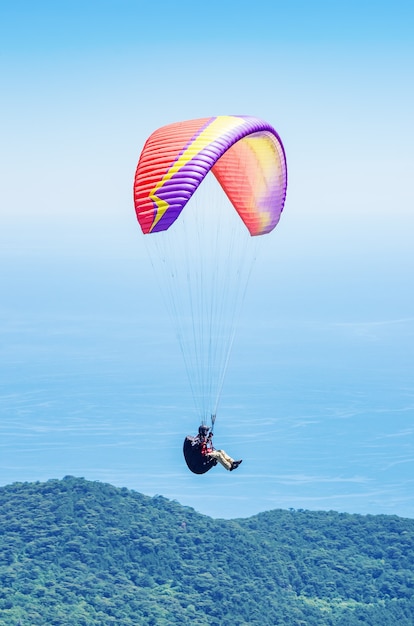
0,476 -> 413,625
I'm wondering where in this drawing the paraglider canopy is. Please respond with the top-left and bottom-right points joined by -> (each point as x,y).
134,115 -> 287,237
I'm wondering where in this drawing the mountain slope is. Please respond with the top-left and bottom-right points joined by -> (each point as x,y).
0,476 -> 413,625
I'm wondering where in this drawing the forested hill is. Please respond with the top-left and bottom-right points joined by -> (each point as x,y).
1,477 -> 413,625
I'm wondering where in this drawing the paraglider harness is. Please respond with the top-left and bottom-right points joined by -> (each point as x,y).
183,416 -> 218,474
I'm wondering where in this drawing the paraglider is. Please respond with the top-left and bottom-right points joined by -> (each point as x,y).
183,423 -> 242,474
133,115 -> 287,474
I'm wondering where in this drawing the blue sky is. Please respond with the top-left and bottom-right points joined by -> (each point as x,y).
1,0 -> 413,519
